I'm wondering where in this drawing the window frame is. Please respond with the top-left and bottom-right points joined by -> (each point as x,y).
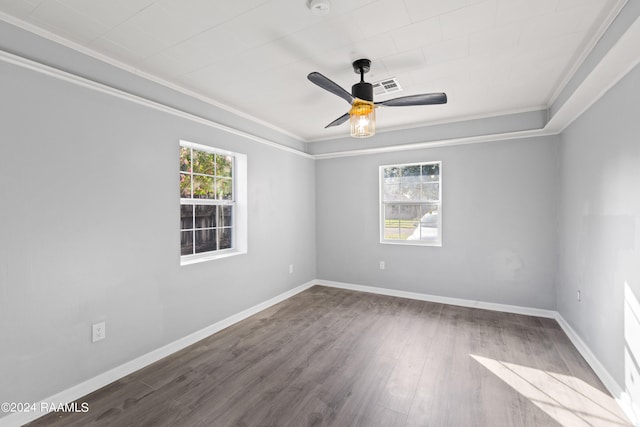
180,140 -> 247,265
379,161 -> 442,247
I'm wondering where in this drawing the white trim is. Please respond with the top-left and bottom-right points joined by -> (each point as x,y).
2,280 -> 637,427
0,49 -> 313,160
315,280 -> 637,425
0,9 -> 544,146
0,44 -> 563,161
316,280 -> 557,318
0,280 -> 317,427
179,248 -> 245,266
2,28 -> 638,161
379,161 -> 442,247
0,12 -> 305,143
554,314 -> 639,426
178,141 -> 247,265
0,43 -> 559,161
306,106 -> 548,144
546,13 -> 640,135
547,0 -> 629,107
372,106 -> 549,139
1,6 -> 639,158
179,140 -> 236,156
312,129 -> 558,159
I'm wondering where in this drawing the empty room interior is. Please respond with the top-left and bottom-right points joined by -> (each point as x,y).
1,0 -> 639,426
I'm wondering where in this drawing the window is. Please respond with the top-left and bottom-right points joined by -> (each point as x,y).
180,141 -> 247,265
380,161 -> 441,246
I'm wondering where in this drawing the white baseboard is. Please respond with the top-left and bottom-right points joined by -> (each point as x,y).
2,279 -> 637,427
0,280 -> 316,427
317,280 -> 638,426
555,314 -> 639,426
316,279 -> 557,318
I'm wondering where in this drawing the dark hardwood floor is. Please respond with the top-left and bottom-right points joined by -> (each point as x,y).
27,285 -> 631,426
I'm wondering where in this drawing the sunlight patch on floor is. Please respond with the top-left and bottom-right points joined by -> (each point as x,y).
470,354 -> 631,426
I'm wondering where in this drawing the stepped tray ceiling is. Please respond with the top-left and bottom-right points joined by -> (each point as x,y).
0,0 -> 622,141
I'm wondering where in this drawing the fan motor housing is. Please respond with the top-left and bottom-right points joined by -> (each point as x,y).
351,59 -> 373,101
352,82 -> 373,102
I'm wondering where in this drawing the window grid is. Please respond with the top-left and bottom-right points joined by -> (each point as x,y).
380,161 -> 442,246
180,144 -> 235,257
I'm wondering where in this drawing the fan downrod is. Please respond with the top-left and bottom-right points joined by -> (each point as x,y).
351,59 -> 373,102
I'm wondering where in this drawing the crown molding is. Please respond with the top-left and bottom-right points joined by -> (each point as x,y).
305,106 -> 548,144
547,0 -> 629,107
0,43 -> 557,161
312,128 -> 558,159
546,12 -> 640,134
0,48 -> 314,159
0,12 -> 305,143
3,8 -> 639,161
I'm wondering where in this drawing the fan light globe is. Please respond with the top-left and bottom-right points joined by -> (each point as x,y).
350,100 -> 375,138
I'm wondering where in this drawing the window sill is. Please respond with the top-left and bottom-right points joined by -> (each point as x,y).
180,249 -> 246,266
380,240 -> 442,247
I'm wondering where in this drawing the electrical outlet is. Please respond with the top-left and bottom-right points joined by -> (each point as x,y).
92,322 -> 106,342
379,261 -> 385,270
289,264 -> 294,274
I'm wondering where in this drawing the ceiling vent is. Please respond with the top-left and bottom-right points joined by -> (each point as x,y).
372,77 -> 402,96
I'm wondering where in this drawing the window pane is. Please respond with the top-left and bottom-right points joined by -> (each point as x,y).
384,204 -> 440,241
400,182 -> 420,200
195,228 -> 217,253
381,162 -> 441,245
410,205 -> 439,241
217,178 -> 232,200
384,176 -> 401,185
180,173 -> 191,198
219,227 -> 232,250
193,151 -> 215,175
217,155 -> 233,177
195,205 -> 216,229
422,163 -> 439,181
218,205 -> 232,227
383,222 -> 401,240
180,147 -> 191,172
180,205 -> 193,230
421,182 -> 439,201
193,175 -> 215,199
383,183 -> 402,201
180,144 -> 238,259
383,204 -> 418,240
181,231 -> 194,255
383,166 -> 401,179
401,165 -> 421,177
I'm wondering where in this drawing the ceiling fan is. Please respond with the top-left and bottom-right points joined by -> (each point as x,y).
307,59 -> 447,138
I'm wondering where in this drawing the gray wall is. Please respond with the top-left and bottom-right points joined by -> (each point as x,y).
0,19 -> 305,152
308,109 -> 547,156
316,136 -> 559,309
557,63 -> 640,402
1,2 -> 638,418
0,59 -> 316,405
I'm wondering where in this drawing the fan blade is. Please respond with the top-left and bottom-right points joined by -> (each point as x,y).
308,72 -> 354,105
325,112 -> 350,128
376,92 -> 447,107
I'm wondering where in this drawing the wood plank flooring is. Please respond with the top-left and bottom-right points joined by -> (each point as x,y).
27,285 -> 631,426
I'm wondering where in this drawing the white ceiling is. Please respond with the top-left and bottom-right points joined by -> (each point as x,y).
0,0 -> 622,141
